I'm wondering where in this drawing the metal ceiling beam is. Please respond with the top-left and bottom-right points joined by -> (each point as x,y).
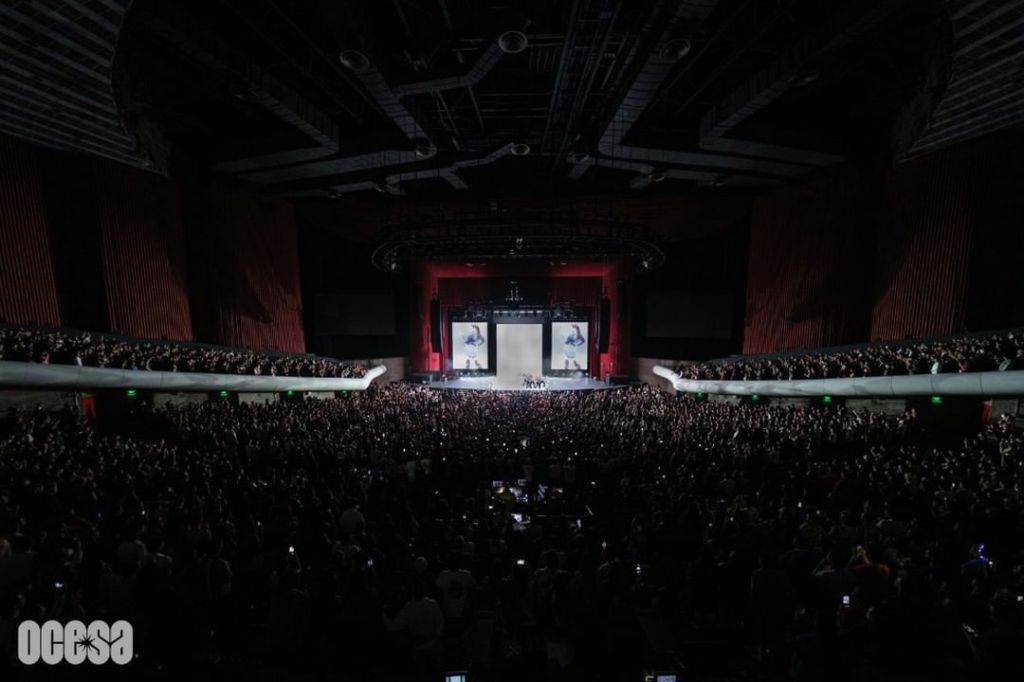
541,0 -> 582,151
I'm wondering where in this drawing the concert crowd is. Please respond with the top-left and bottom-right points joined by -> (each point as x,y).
0,325 -> 367,378
0,385 -> 1022,681
678,331 -> 1024,382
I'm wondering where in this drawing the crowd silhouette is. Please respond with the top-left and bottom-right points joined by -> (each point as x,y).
0,325 -> 366,378
679,331 -> 1024,382
0,385 -> 1021,680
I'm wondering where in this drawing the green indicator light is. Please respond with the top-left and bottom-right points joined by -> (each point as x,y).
930,395 -> 943,405
126,389 -> 137,398
822,395 -> 833,404
219,390 -> 229,398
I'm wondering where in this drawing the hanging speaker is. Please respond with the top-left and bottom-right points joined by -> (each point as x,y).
430,299 -> 441,352
598,298 -> 611,353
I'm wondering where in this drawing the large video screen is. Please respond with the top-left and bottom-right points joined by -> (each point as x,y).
452,322 -> 489,370
496,324 -> 542,384
551,321 -> 589,370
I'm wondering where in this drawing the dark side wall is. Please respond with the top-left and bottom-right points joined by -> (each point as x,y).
0,134 -> 307,353
743,126 -> 1024,354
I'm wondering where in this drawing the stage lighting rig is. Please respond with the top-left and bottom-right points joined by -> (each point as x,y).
371,208 -> 664,272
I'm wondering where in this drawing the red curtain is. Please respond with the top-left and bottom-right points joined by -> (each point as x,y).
95,161 -> 193,341
0,136 -> 62,326
743,171 -> 869,354
197,192 -> 306,353
869,144 -> 981,340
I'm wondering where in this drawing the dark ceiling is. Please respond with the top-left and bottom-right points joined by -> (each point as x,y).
2,0 -> 1022,200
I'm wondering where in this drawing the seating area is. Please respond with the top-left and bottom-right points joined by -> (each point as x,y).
678,330 -> 1024,382
0,325 -> 367,378
1,385 -> 1021,679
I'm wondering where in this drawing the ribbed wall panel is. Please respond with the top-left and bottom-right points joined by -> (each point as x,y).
870,144 -> 980,340
199,193 -> 306,353
743,171 -> 868,354
95,162 -> 193,340
0,136 -> 61,326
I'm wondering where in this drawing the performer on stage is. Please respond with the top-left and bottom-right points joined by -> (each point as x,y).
463,324 -> 486,369
562,323 -> 586,370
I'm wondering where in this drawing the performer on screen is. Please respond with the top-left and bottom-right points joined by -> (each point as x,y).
563,323 -> 586,370
463,324 -> 486,369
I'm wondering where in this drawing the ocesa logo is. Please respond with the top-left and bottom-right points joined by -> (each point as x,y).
18,620 -> 133,665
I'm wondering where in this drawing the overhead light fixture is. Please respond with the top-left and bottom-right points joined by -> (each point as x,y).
659,38 -> 692,62
339,50 -> 370,72
788,70 -> 819,87
227,81 -> 258,102
650,170 -> 666,183
498,30 -> 529,54
510,142 -> 531,156
567,152 -> 590,164
414,140 -> 436,158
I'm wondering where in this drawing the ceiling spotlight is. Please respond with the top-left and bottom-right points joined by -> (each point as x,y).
227,81 -> 258,102
339,50 -> 371,72
510,142 -> 531,156
659,38 -> 692,62
414,140 -> 436,158
498,30 -> 529,54
788,70 -> 819,87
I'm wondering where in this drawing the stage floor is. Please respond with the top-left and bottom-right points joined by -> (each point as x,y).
421,376 -> 631,392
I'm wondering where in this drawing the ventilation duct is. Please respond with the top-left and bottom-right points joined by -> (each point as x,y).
628,167 -> 775,189
567,156 -> 658,180
698,0 -> 902,163
140,5 -> 340,173
251,33 -> 520,190
291,143 -> 517,197
239,56 -> 434,184
391,40 -> 507,97
569,0 -> 815,185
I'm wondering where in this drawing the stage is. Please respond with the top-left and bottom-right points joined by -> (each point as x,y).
419,375 -> 633,392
